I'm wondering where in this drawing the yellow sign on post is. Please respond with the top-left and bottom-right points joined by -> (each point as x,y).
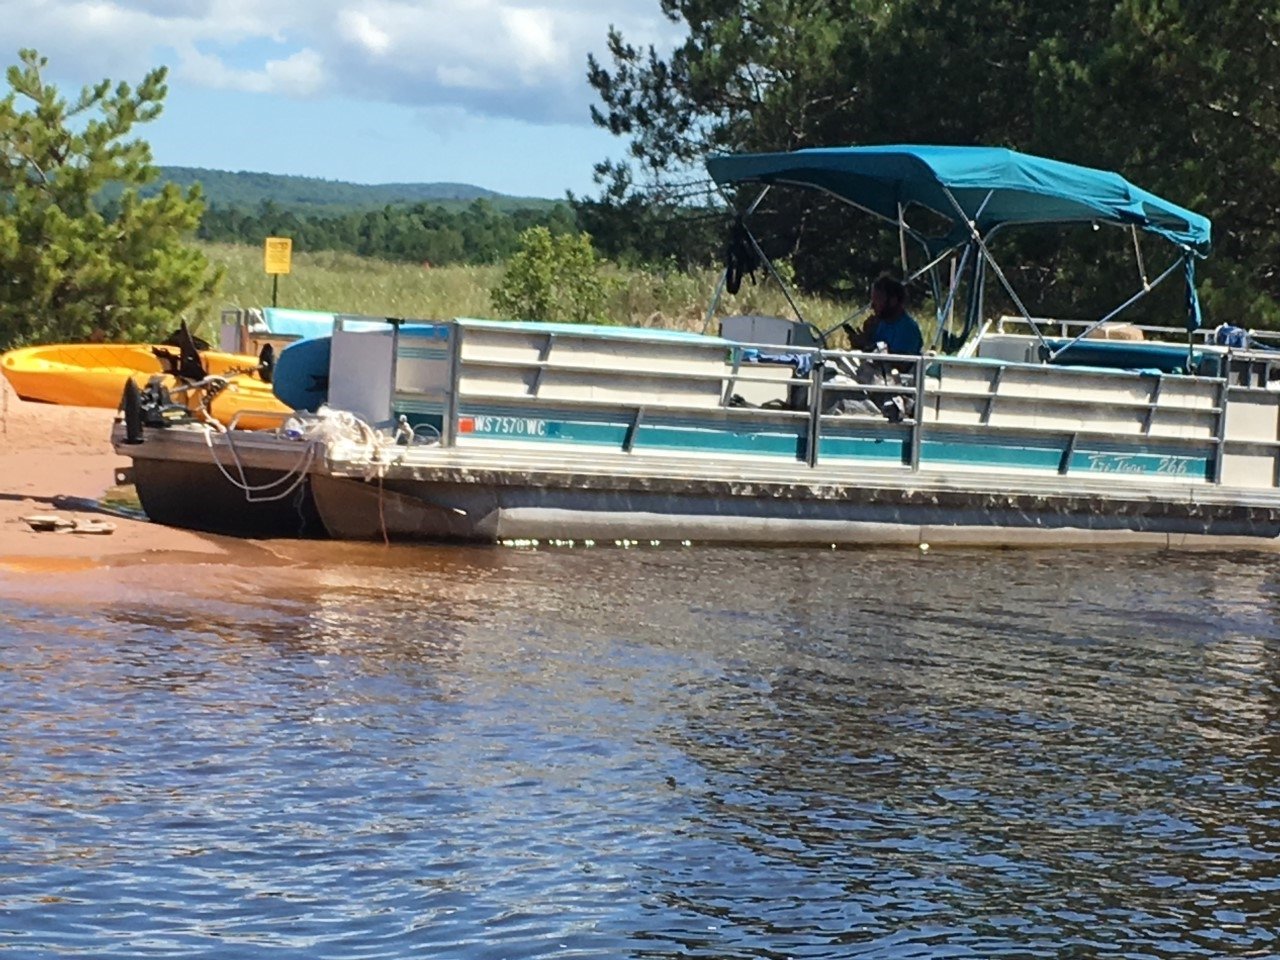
264,237 -> 293,275
264,237 -> 292,307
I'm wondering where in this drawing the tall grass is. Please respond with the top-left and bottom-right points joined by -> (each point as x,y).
608,264 -> 858,333
195,242 -> 866,339
198,244 -> 501,328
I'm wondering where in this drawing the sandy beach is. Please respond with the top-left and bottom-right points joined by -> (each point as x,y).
0,377 -> 337,604
0,377 -> 512,609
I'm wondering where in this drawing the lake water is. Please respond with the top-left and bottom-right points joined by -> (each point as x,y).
2,545 -> 1278,958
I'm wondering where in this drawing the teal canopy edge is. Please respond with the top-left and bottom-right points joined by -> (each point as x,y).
706,145 -> 1211,256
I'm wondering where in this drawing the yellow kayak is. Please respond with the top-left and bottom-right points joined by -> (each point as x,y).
0,342 -> 291,430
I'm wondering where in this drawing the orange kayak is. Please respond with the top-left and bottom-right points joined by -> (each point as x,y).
0,342 -> 291,430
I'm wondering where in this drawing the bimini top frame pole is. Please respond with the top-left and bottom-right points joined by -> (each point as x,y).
1045,252 -> 1191,361
705,145 -> 1213,349
708,177 -> 955,341
939,185 -> 1050,353
940,183 -> 1196,359
702,185 -> 787,333
706,184 -> 773,335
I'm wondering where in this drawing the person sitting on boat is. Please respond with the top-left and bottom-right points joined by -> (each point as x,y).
827,274 -> 922,421
847,274 -> 923,356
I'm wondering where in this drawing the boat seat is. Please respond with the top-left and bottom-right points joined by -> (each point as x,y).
1043,338 -> 1222,377
720,315 -> 818,348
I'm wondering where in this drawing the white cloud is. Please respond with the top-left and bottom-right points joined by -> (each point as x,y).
0,0 -> 683,124
435,64 -> 498,93
262,48 -> 325,96
499,7 -> 564,74
175,46 -> 321,96
338,9 -> 391,57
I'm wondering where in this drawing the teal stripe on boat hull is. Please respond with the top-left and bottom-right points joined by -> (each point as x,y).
922,436 -> 1063,472
452,402 -> 1213,479
818,429 -> 911,463
456,403 -> 805,456
921,434 -> 1212,479
639,422 -> 804,457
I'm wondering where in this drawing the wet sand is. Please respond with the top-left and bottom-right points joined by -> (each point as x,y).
0,377 -> 500,607
0,377 -> 334,604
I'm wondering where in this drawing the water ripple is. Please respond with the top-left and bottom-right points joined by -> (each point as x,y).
1,548 -> 1278,957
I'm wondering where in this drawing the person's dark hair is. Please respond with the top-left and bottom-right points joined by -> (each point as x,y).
871,273 -> 907,305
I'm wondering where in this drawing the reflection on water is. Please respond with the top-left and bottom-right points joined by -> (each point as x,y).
1,547 -> 1278,958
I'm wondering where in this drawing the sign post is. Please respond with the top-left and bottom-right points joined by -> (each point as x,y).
263,237 -> 293,307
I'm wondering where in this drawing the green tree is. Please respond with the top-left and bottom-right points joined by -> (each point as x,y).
491,226 -> 614,324
0,49 -> 219,347
587,1 -> 1280,327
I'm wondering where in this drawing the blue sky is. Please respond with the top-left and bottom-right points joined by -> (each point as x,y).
0,0 -> 681,198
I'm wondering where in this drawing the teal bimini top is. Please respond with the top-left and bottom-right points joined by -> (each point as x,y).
707,145 -> 1211,255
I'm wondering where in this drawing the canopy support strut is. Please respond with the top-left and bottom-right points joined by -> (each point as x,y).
702,186 -> 776,334
897,203 -> 909,278
1047,254 -> 1188,361
941,187 -> 1049,353
1132,226 -> 1150,290
931,242 -> 974,351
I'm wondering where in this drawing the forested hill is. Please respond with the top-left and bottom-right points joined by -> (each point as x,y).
136,167 -> 558,214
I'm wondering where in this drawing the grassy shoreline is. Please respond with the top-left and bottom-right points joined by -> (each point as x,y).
195,242 -> 859,339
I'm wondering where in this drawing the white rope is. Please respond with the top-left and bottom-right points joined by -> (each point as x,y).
201,404 -> 424,503
304,407 -> 402,479
203,424 -> 319,502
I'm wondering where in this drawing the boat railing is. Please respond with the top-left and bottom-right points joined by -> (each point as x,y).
818,349 -> 1216,475
450,330 -> 910,413
442,323 -> 1206,473
386,319 -> 1280,488
725,338 -> 919,401
445,324 -> 926,467
799,346 -> 925,469
991,313 -> 1280,349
